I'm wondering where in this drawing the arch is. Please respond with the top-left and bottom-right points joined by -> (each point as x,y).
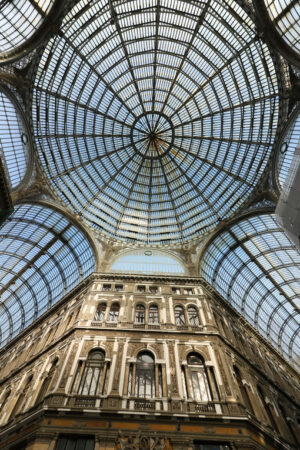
187,306 -> 201,326
148,304 -> 159,324
174,305 -> 186,325
111,249 -> 185,275
78,349 -> 108,396
94,303 -> 107,322
200,213 -> 300,368
108,303 -> 119,322
35,357 -> 59,405
257,385 -> 279,432
0,203 -> 95,348
233,365 -> 254,414
183,353 -> 212,402
134,351 -> 156,398
135,304 -> 145,324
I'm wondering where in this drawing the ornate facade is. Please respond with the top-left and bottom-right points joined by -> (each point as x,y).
0,275 -> 299,449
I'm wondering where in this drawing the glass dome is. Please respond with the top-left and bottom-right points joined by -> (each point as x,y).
0,87 -> 29,189
0,203 -> 95,348
32,0 -> 280,246
0,0 -> 55,58
200,213 -> 300,368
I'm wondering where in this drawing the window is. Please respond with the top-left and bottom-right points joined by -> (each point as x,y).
172,287 -> 181,295
135,304 -> 145,323
149,304 -> 159,324
188,306 -> 201,326
184,354 -> 212,402
233,366 -> 253,414
108,303 -> 119,322
115,284 -> 123,291
0,389 -> 11,413
184,288 -> 193,295
194,443 -> 231,450
149,286 -> 158,294
10,374 -> 33,418
175,305 -> 186,325
257,385 -> 279,431
35,358 -> 58,405
135,352 -> 155,398
55,436 -> 95,450
94,303 -> 106,322
102,284 -> 111,291
137,285 -> 146,293
78,350 -> 109,396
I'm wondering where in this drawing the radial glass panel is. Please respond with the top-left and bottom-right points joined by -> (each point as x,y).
32,0 -> 280,245
264,0 -> 300,53
0,0 -> 54,56
0,203 -> 95,348
200,213 -> 300,368
0,89 -> 29,189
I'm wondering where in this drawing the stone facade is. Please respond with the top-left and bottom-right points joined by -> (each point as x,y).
0,274 -> 299,449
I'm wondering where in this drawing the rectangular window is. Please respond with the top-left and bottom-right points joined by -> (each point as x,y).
115,284 -> 123,291
193,444 -> 230,450
149,286 -> 158,294
103,284 -> 111,291
55,436 -> 95,450
137,285 -> 146,293
184,288 -> 193,295
172,287 -> 181,294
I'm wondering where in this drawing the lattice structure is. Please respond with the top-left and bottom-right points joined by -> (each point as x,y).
200,213 -> 300,366
32,0 -> 280,245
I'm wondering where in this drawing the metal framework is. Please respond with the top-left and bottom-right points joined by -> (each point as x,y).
0,203 -> 95,348
200,213 -> 300,367
32,0 -> 280,246
111,249 -> 185,274
0,0 -> 55,60
0,86 -> 30,190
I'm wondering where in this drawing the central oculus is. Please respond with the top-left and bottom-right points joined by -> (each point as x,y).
131,112 -> 174,159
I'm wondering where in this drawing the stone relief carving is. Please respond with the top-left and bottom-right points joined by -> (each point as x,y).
116,432 -> 167,450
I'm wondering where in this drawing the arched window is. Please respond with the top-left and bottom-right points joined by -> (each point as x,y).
0,388 -> 11,413
94,303 -> 106,322
35,358 -> 58,405
188,306 -> 200,326
10,374 -> 33,418
185,353 -> 211,402
149,304 -> 159,324
233,366 -> 253,414
257,385 -> 279,432
108,303 -> 119,322
78,350 -> 109,396
278,402 -> 299,446
135,304 -> 145,323
135,352 -> 155,398
175,305 -> 186,325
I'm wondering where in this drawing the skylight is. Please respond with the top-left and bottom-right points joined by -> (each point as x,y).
111,250 -> 185,275
200,213 -> 300,368
32,0 -> 280,246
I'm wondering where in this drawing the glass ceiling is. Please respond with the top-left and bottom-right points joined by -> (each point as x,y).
264,0 -> 300,54
200,213 -> 300,368
111,249 -> 185,275
0,87 -> 29,189
0,0 -> 54,57
0,203 -> 95,348
277,106 -> 300,192
32,0 -> 280,246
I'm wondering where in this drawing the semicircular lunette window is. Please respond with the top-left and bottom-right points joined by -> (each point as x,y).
0,203 -> 95,348
32,0 -> 280,246
0,88 -> 29,189
111,250 -> 185,275
263,0 -> 300,54
200,214 -> 300,368
0,0 -> 54,57
277,107 -> 300,192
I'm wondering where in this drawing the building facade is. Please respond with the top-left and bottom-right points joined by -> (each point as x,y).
0,275 -> 299,449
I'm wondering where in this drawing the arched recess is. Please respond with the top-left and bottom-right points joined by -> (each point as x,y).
110,249 -> 185,275
0,203 -> 96,348
199,213 -> 300,368
0,0 -> 63,64
0,85 -> 32,190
